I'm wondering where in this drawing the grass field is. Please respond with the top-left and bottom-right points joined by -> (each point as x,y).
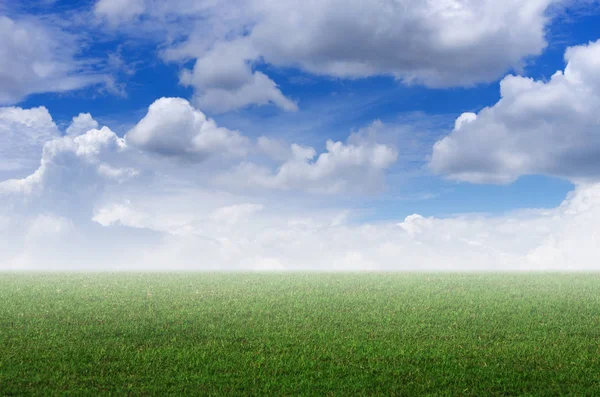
2,273 -> 600,396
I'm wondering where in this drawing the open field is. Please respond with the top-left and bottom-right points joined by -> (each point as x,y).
1,273 -> 600,396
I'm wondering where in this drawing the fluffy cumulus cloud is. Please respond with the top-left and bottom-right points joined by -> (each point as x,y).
124,97 -> 397,193
431,39 -> 600,184
224,138 -> 397,194
98,0 -> 566,111
66,113 -> 100,137
2,97 -> 600,271
0,15 -> 106,105
126,97 -> 250,158
0,126 -> 135,203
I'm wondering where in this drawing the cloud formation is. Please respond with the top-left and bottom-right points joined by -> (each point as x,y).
66,113 -> 100,137
431,39 -> 600,184
178,38 -> 298,113
2,96 -> 600,271
0,125 -> 135,218
122,97 -> 398,193
98,0 -> 567,111
4,1 -> 599,272
246,0 -> 554,85
224,138 -> 397,194
0,15 -> 106,105
95,0 -> 146,24
126,97 -> 250,159
0,106 -> 59,179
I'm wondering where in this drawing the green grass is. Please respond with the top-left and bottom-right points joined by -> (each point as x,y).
1,273 -> 600,396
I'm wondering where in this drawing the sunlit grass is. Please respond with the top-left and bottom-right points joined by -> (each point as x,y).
1,273 -> 600,395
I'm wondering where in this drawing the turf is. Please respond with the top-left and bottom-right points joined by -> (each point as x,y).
1,273 -> 600,396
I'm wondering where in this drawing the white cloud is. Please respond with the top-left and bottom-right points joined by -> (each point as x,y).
92,201 -> 148,228
209,203 -> 264,225
431,39 -> 600,184
223,138 -> 397,194
123,97 -> 397,193
0,126 -> 133,203
0,16 -> 106,105
126,97 -> 250,158
192,71 -> 298,114
5,164 -> 600,272
12,180 -> 599,271
95,0 -> 145,24
240,121 -> 400,193
0,105 -> 59,179
100,0 -> 571,111
176,38 -> 298,113
4,97 -> 600,271
66,113 -> 99,136
2,98 -> 397,200
247,0 -> 554,86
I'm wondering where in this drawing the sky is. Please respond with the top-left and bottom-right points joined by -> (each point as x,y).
1,0 -> 600,271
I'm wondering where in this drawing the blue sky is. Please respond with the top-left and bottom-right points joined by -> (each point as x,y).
1,0 -> 600,270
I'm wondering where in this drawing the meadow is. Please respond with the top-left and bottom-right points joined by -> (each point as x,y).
1,273 -> 600,396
